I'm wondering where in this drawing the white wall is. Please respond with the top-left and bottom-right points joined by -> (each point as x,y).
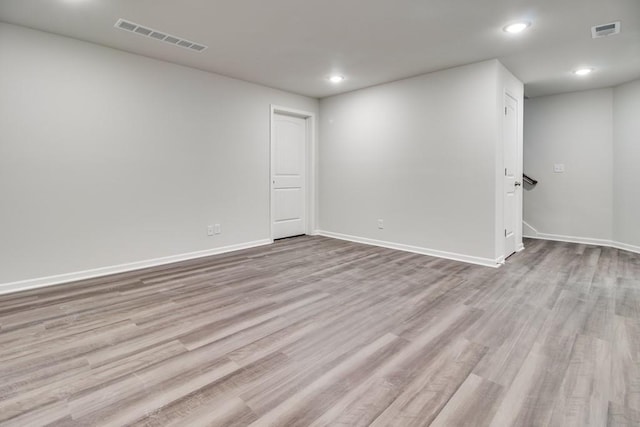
613,79 -> 640,248
0,23 -> 318,286
319,60 -> 518,264
523,89 -> 614,240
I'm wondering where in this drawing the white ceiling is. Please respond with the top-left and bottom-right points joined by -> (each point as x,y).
1,0 -> 639,98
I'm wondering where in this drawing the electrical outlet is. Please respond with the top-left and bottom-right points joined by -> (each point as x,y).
214,224 -> 221,234
377,219 -> 384,229
207,225 -> 214,236
554,163 -> 565,173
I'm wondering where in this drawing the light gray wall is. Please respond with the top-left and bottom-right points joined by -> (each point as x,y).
0,23 -> 318,284
613,79 -> 640,248
319,60 -> 504,262
523,89 -> 614,240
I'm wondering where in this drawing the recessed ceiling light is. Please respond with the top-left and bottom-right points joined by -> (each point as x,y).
503,21 -> 531,34
329,75 -> 344,83
574,68 -> 594,76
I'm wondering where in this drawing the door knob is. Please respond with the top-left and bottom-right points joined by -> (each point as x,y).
515,181 -> 522,187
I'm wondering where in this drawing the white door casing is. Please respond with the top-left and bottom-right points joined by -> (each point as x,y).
271,109 -> 311,239
503,94 -> 519,258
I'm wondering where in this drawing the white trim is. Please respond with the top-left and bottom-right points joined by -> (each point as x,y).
522,220 -> 538,238
525,232 -> 612,247
270,105 -> 316,239
615,241 -> 640,255
317,230 -> 501,268
523,221 -> 640,255
0,239 -> 273,295
522,220 -> 611,245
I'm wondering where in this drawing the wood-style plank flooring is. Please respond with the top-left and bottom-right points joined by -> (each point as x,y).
1,236 -> 639,426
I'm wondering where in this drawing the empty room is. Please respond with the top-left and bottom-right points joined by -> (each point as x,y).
1,0 -> 639,425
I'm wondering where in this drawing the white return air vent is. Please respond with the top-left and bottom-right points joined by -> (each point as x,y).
115,19 -> 208,53
591,21 -> 621,38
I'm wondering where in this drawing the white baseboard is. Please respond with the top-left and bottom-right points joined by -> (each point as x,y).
522,221 -> 640,255
615,241 -> 640,255
7,226 -> 634,297
316,230 -> 501,268
0,239 -> 273,296
522,220 -> 538,238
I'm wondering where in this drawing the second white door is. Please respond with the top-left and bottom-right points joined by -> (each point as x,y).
503,94 -> 519,258
272,113 -> 306,239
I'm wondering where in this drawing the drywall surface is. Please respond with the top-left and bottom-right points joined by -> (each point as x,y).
0,23 -> 318,284
319,60 -> 501,262
613,79 -> 640,248
523,89 -> 614,240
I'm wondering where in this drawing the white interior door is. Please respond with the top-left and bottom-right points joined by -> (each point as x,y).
272,113 -> 306,239
504,94 -> 519,258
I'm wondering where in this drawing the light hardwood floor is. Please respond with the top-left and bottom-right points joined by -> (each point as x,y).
1,236 -> 639,426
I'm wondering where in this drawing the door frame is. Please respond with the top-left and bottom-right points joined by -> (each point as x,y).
270,105 -> 317,240
501,90 -> 524,261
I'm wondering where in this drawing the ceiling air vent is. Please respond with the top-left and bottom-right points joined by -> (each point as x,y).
591,21 -> 621,38
114,19 -> 208,53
